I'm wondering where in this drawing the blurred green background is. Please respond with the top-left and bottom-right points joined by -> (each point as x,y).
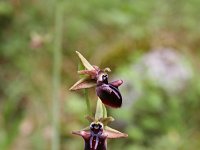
0,0 -> 200,150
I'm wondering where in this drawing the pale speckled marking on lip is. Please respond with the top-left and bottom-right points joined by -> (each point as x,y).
97,72 -> 108,82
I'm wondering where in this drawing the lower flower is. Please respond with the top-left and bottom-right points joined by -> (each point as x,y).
72,121 -> 128,150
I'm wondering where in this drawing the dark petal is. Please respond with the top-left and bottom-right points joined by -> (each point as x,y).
109,80 -> 123,88
96,84 -> 122,108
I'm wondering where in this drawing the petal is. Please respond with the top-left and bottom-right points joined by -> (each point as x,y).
109,80 -> 123,87
104,126 -> 128,139
93,65 -> 100,71
104,67 -> 111,72
99,117 -> 114,126
72,130 -> 91,139
77,70 -> 97,79
76,51 -> 94,70
85,115 -> 95,122
69,77 -> 96,90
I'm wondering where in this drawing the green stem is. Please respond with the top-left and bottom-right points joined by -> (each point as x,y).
84,89 -> 91,115
52,2 -> 63,150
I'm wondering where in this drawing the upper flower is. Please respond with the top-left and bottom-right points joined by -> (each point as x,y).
69,51 -> 123,108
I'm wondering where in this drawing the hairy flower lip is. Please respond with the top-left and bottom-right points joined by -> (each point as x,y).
72,121 -> 128,150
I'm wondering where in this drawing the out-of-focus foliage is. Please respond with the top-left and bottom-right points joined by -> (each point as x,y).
0,0 -> 200,150
111,49 -> 200,150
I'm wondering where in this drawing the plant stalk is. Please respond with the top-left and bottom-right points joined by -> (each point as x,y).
52,2 -> 63,150
84,89 -> 91,115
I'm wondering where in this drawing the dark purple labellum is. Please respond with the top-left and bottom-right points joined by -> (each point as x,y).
72,121 -> 128,150
96,83 -> 122,108
96,72 -> 123,108
84,122 -> 107,150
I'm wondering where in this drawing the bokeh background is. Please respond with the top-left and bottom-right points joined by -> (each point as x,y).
0,0 -> 200,150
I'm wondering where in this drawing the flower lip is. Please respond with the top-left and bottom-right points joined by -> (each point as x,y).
72,118 -> 128,150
